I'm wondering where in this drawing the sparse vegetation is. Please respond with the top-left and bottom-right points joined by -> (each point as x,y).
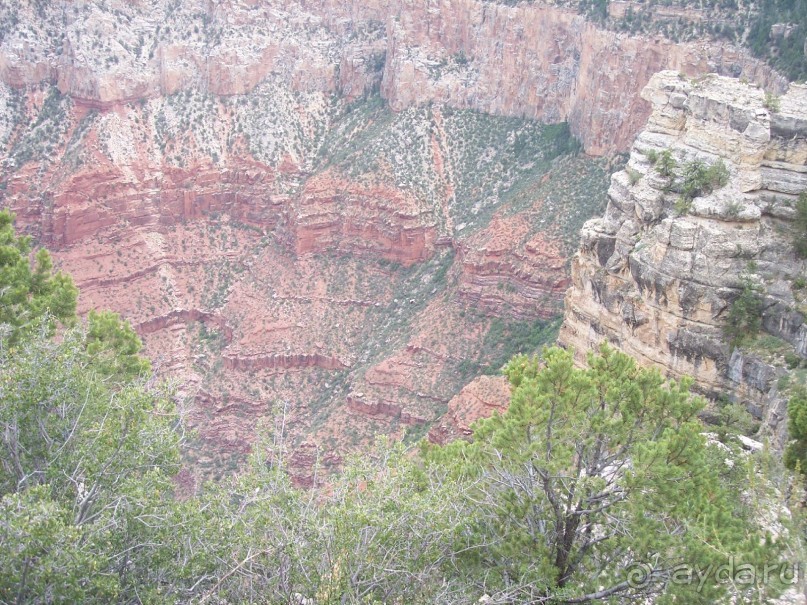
683,158 -> 727,198
7,85 -> 70,170
479,316 -> 562,373
653,156 -> 731,214
655,149 -> 677,178
316,97 -> 584,236
725,199 -> 743,218
764,91 -> 782,113
560,0 -> 807,81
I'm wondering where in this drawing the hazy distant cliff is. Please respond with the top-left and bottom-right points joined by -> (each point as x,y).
0,0 -> 785,154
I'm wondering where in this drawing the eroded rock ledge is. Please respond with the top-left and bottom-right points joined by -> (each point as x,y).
560,70 -> 807,446
222,353 -> 349,372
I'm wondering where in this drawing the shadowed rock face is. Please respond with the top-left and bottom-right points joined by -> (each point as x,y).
560,71 -> 807,447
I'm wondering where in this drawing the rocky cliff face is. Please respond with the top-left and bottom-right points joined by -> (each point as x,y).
0,0 -> 784,155
380,0 -> 788,154
560,70 -> 807,446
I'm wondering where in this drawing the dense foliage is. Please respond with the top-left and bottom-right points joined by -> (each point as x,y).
0,324 -> 181,602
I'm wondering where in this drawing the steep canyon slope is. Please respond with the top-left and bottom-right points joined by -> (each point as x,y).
0,0 -> 786,481
3,80 -> 605,482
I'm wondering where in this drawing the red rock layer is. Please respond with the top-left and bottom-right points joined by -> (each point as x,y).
347,393 -> 427,426
222,353 -> 348,372
10,158 -> 282,249
138,309 -> 233,341
428,375 -> 511,445
457,211 -> 570,319
287,172 -> 438,266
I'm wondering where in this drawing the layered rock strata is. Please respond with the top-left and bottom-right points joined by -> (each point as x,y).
287,172 -> 438,266
427,375 -> 510,446
456,211 -> 570,319
560,71 -> 807,445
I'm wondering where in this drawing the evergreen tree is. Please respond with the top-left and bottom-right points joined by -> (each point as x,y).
0,322 -> 181,603
425,344 -> 786,603
86,310 -> 151,380
724,276 -> 763,346
0,210 -> 77,344
785,389 -> 807,475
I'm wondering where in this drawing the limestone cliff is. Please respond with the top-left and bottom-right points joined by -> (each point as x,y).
560,70 -> 807,446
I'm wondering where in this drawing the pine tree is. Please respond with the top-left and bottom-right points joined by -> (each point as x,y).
0,209 -> 77,344
425,344 -> 786,603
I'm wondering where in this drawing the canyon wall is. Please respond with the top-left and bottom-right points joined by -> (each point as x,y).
380,0 -> 786,154
560,71 -> 807,445
0,0 -> 785,155
0,0 -> 797,478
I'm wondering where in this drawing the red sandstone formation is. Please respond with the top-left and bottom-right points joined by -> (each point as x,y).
428,375 -> 511,446
138,309 -> 234,341
288,172 -> 438,266
222,353 -> 348,372
347,394 -> 427,426
457,209 -> 570,319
